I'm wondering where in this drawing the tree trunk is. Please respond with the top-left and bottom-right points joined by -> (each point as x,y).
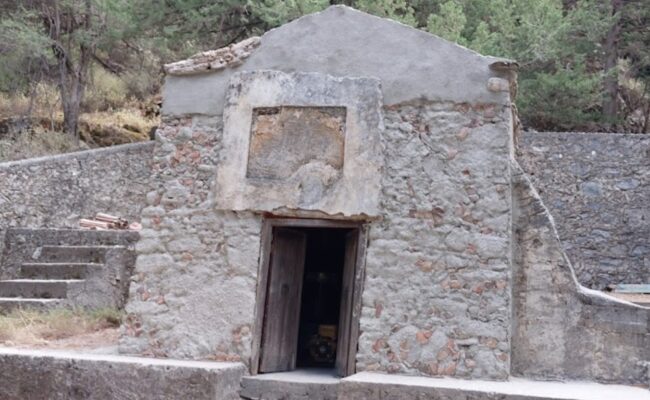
603,0 -> 623,124
47,0 -> 93,145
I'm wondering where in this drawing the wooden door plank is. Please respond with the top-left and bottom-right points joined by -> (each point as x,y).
336,229 -> 359,376
346,225 -> 368,376
259,228 -> 307,373
250,220 -> 273,375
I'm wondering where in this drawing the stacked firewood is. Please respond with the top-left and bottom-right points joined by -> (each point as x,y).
79,213 -> 142,231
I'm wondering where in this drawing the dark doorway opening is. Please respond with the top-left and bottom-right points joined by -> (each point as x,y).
296,228 -> 348,369
254,219 -> 366,378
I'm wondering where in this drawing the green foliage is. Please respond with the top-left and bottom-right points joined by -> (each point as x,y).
447,0 -> 610,129
353,0 -> 417,26
84,67 -> 129,112
0,0 -> 648,133
252,0 -> 329,27
519,60 -> 602,130
0,10 -> 52,92
426,1 -> 467,45
127,0 -> 260,59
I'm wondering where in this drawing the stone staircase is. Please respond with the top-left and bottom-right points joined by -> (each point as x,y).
0,228 -> 138,312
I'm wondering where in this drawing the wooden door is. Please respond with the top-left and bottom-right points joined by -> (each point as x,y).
335,229 -> 359,376
259,228 -> 307,373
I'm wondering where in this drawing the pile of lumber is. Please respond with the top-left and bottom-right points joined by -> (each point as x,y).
79,213 -> 141,231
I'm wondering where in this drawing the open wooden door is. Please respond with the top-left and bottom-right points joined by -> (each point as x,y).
259,228 -> 307,373
335,229 -> 359,377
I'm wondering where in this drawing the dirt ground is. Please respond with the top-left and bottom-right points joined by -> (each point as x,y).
1,327 -> 119,351
0,308 -> 121,352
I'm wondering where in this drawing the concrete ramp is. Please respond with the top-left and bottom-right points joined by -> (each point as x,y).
0,348 -> 246,400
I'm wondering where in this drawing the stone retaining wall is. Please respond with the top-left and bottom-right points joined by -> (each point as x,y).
518,132 -> 649,289
0,142 -> 155,256
511,162 -> 649,385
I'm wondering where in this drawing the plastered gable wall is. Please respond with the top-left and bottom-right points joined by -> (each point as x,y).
120,5 -> 516,380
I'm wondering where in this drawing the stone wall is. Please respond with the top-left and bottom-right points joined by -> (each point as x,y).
119,116 -> 263,362
356,102 -> 513,380
0,142 -> 155,256
511,162 -> 649,385
119,4 -> 516,382
121,99 -> 515,383
518,132 -> 649,289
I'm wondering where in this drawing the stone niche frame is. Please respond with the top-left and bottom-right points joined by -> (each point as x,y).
215,70 -> 384,217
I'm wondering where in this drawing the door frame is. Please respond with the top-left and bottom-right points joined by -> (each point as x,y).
250,217 -> 369,376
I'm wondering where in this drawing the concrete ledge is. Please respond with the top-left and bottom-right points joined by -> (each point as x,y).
0,141 -> 154,170
0,348 -> 246,400
339,372 -> 650,400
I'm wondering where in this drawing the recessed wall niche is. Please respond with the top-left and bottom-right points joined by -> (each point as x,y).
215,70 -> 383,217
246,106 -> 346,180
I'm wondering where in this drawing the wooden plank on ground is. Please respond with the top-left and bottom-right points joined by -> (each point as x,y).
611,284 -> 650,293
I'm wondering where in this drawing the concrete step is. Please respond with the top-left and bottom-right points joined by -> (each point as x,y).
4,227 -> 140,248
0,279 -> 83,299
0,348 -> 247,400
0,298 -> 64,313
20,263 -> 102,280
240,369 -> 340,400
37,245 -> 121,263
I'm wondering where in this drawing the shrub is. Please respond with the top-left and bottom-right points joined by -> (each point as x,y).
83,67 -> 130,112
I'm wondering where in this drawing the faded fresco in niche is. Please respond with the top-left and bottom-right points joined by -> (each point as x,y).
246,106 -> 346,180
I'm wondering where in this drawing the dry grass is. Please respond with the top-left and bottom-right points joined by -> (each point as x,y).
79,108 -> 157,146
0,76 -> 157,162
0,83 -> 61,119
0,308 -> 122,347
0,106 -> 156,162
0,128 -> 84,162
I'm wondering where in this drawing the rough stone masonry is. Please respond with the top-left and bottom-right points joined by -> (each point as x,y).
119,6 -> 518,381
0,4 -> 647,392
519,132 -> 649,290
116,5 -> 648,386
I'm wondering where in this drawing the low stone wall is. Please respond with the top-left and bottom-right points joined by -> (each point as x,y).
511,162 -> 649,385
0,142 -> 155,256
0,348 -> 246,400
518,132 -> 649,289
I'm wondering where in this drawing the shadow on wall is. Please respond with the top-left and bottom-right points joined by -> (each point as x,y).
511,160 -> 650,386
